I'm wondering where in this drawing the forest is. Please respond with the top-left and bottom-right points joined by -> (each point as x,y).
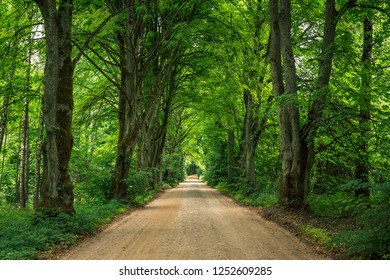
0,0 -> 389,260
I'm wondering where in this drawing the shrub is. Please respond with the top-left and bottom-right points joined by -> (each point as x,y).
0,198 -> 128,260
309,192 -> 356,218
332,182 -> 390,259
216,181 -> 278,208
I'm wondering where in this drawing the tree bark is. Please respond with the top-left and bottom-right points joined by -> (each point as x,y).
298,0 -> 357,205
19,98 -> 29,210
0,127 -> 7,189
227,127 -> 235,183
355,16 -> 372,197
35,0 -> 75,213
110,0 -> 140,198
34,109 -> 44,210
0,60 -> 16,157
241,89 -> 265,189
0,36 -> 17,154
19,22 -> 33,210
0,96 -> 9,154
269,0 -> 303,208
110,0 -> 181,196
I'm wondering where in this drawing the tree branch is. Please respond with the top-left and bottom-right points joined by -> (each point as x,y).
336,0 -> 357,23
356,4 -> 390,17
73,12 -> 117,65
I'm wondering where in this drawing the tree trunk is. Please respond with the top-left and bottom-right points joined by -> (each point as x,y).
35,0 -> 75,214
298,0 -> 357,205
0,97 -> 9,191
137,79 -> 175,189
19,23 -> 33,210
241,89 -> 258,189
15,126 -> 21,203
109,0 -> 183,197
111,0 -> 142,198
298,0 -> 337,206
355,16 -> 372,197
269,0 -> 303,208
227,127 -> 235,183
34,109 -> 44,210
0,96 -> 9,153
19,98 -> 29,210
111,17 -> 140,197
0,39 -> 17,153
0,127 -> 7,189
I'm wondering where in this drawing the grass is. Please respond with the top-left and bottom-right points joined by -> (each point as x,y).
299,225 -> 335,250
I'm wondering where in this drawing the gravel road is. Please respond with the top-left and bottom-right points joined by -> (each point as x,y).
60,177 -> 323,260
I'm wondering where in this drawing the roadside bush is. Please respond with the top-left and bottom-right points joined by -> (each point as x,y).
74,173 -> 112,203
309,192 -> 356,218
0,198 -> 127,260
216,182 -> 278,208
332,183 -> 390,259
309,181 -> 372,219
125,169 -> 154,203
163,148 -> 186,186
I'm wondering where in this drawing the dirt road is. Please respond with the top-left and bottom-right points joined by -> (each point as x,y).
60,178 -> 324,260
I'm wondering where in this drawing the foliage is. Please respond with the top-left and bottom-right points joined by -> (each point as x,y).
0,199 -> 127,260
333,183 -> 390,259
162,146 -> 186,187
185,159 -> 199,176
125,169 -> 155,203
0,0 -> 388,260
216,181 -> 278,208
309,192 -> 358,219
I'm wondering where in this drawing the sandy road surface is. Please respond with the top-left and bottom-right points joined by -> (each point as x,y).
60,178 -> 324,260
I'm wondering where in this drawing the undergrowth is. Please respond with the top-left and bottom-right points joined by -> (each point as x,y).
215,181 -> 277,208
214,180 -> 390,259
0,200 -> 127,260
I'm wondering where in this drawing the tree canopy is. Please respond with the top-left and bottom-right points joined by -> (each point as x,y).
0,0 -> 389,259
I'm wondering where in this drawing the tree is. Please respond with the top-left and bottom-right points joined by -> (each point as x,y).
269,0 -> 359,208
18,10 -> 34,210
33,0 -> 76,213
355,16 -> 373,197
269,0 -> 302,208
108,0 -> 205,197
34,0 -> 113,213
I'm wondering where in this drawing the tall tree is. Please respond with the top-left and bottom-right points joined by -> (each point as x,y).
0,97 -> 9,154
298,0 -> 357,206
19,98 -> 30,210
34,109 -> 44,210
34,0 -> 76,213
355,16 -> 373,197
34,0 -> 113,213
109,0 -> 201,197
269,0 -> 358,208
19,10 -> 34,210
269,0 -> 302,208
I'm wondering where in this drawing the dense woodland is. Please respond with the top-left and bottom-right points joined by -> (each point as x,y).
0,0 -> 389,259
